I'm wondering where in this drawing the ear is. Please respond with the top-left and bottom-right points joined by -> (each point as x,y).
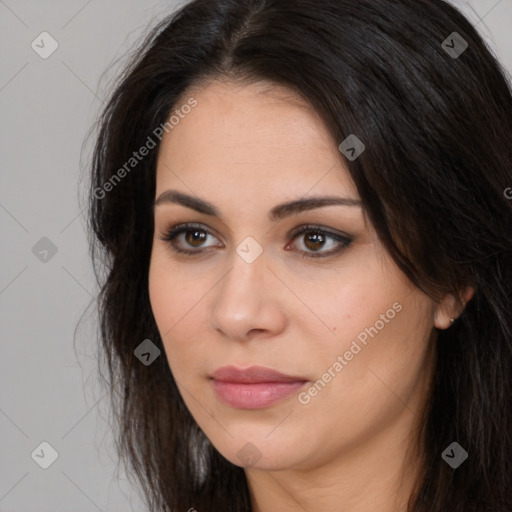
434,286 -> 475,330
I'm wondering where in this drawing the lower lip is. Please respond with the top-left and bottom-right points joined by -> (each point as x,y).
211,380 -> 307,409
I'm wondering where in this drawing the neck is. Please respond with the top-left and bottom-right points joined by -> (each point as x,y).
246,410 -> 426,512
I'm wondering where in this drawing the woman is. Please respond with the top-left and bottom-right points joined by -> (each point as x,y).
87,0 -> 512,510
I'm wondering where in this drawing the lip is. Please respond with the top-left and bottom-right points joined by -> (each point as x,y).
210,365 -> 308,409
212,365 -> 307,383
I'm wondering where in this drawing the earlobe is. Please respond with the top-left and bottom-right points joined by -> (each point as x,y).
434,294 -> 457,329
434,286 -> 475,330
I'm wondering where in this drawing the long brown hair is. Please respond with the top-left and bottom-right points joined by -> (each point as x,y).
86,1 -> 512,510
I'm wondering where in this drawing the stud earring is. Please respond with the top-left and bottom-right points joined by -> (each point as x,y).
450,318 -> 454,325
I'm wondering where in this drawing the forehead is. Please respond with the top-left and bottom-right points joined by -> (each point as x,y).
155,79 -> 359,207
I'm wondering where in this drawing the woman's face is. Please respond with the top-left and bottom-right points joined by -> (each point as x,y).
149,79 -> 438,472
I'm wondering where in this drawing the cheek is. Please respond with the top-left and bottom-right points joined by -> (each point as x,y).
149,260 -> 176,331
149,258 -> 184,346
148,247 -> 199,327
324,290 -> 433,405
292,261 -> 401,349
298,261 -> 431,386
148,255 -> 211,376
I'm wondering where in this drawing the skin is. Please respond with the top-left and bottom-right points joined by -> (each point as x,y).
148,79 -> 471,512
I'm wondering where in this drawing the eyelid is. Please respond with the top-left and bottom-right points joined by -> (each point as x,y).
285,224 -> 352,259
287,224 -> 352,243
172,222 -> 220,239
159,222 -> 222,248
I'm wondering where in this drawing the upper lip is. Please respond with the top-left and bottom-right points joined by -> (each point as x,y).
211,365 -> 307,383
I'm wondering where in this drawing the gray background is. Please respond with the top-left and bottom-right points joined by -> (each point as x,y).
1,1 -> 511,511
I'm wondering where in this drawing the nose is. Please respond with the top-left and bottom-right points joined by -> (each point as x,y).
210,247 -> 287,342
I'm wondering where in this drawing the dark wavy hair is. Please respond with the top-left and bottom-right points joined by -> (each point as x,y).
85,0 -> 512,510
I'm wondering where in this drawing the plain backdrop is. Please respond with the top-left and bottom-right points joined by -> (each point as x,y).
1,1 -> 511,510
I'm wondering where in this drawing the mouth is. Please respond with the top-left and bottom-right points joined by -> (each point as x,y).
210,365 -> 309,409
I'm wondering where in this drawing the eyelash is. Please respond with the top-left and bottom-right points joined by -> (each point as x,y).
158,223 -> 353,259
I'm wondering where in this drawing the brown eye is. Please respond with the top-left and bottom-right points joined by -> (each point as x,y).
287,225 -> 353,259
159,224 -> 221,255
159,223 -> 352,259
303,231 -> 327,251
184,228 -> 208,247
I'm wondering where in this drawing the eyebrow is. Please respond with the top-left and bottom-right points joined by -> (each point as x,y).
153,189 -> 362,222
